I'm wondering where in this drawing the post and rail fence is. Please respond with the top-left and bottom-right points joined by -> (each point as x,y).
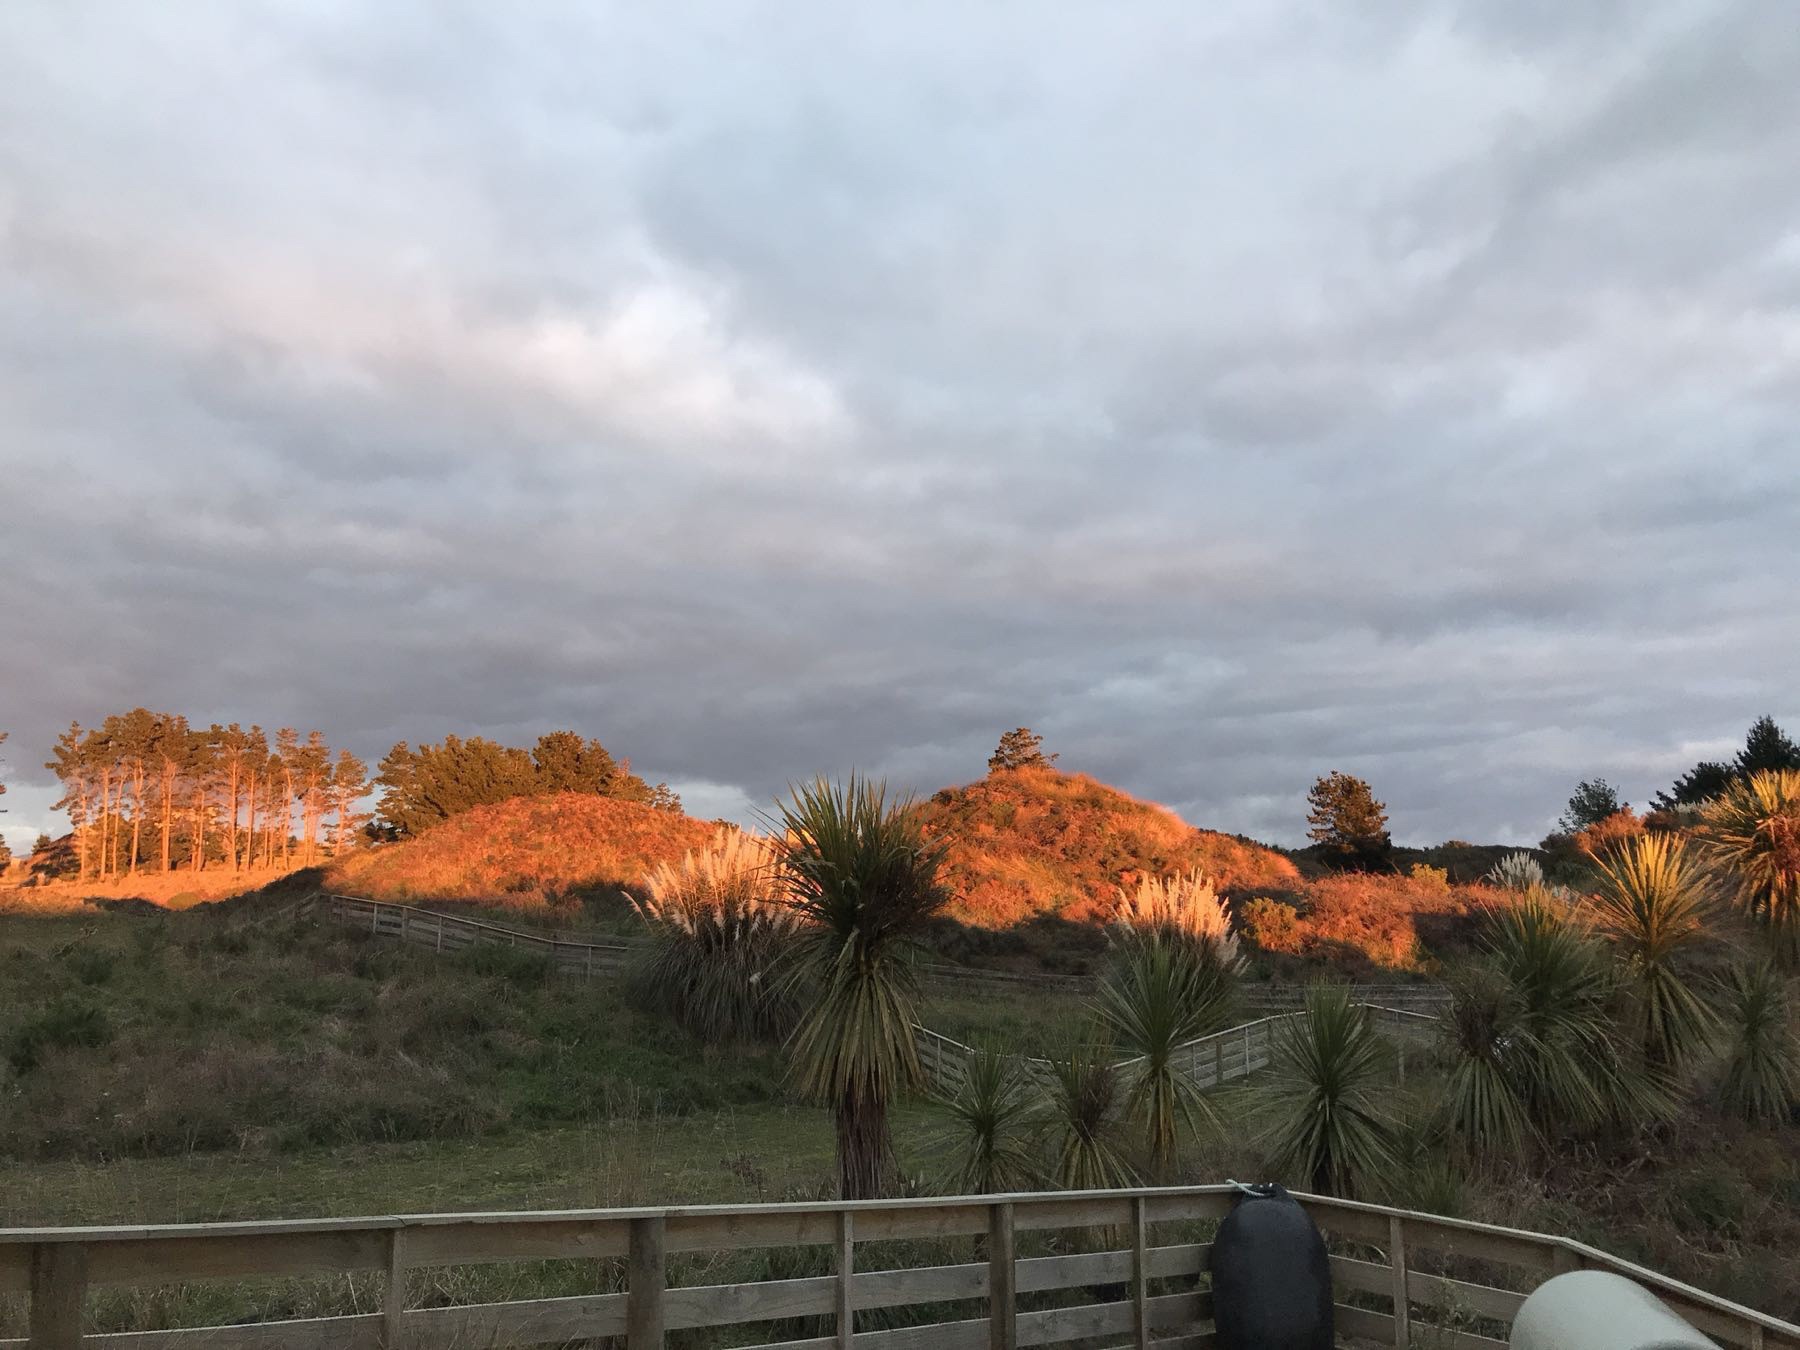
298,893 -> 1442,1098
4,1187 -> 1794,1350
300,894 -> 1450,1013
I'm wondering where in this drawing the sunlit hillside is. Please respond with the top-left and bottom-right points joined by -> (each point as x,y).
919,766 -> 1301,926
325,792 -> 718,908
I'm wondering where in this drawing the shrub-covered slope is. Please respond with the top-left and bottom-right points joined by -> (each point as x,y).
918,767 -> 1301,927
327,793 -> 717,906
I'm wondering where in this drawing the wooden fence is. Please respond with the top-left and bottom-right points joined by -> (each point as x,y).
914,1005 -> 1440,1099
305,894 -> 1449,1014
305,893 -> 1444,1099
4,1186 -> 1794,1350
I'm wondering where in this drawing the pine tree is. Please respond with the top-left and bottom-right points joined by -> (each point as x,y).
329,750 -> 370,854
1306,771 -> 1392,868
1738,715 -> 1800,778
988,727 -> 1057,772
1558,779 -> 1625,834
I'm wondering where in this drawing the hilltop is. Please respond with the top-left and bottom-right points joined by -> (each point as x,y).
919,766 -> 1301,927
325,792 -> 717,909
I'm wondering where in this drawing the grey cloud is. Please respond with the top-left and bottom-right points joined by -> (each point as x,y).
1,1 -> 1796,855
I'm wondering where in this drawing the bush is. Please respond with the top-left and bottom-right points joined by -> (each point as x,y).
630,832 -> 801,1045
8,997 -> 111,1074
1241,897 -> 1303,954
1409,863 -> 1450,891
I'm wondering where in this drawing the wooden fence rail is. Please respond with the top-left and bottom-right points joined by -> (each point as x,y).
305,894 -> 1442,1098
3,1187 -> 1793,1350
306,894 -> 1450,1011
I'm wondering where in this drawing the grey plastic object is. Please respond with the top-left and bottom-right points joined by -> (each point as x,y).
1510,1271 -> 1717,1350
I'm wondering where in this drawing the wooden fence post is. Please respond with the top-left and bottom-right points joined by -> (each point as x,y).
382,1228 -> 407,1350
988,1202 -> 1016,1350
836,1210 -> 854,1350
1389,1214 -> 1410,1350
627,1216 -> 666,1348
1130,1195 -> 1149,1350
29,1242 -> 86,1350
1214,1036 -> 1223,1087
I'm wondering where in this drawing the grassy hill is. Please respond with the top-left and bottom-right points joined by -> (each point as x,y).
325,792 -> 718,911
918,766 -> 1301,927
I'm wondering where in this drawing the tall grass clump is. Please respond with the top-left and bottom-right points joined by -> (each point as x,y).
1715,961 -> 1800,1123
631,831 -> 801,1045
1114,868 -> 1239,961
1256,986 -> 1396,1197
926,1049 -> 1040,1194
1486,852 -> 1546,892
1701,769 -> 1800,965
1589,833 -> 1718,1073
776,776 -> 952,1200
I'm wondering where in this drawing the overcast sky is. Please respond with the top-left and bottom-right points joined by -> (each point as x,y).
2,2 -> 1796,855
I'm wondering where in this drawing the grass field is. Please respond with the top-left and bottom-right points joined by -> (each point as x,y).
1,896 -> 1797,1328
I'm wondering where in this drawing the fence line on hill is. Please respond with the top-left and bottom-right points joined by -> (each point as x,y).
4,1184 -> 1795,1350
301,893 -> 1443,1096
299,893 -> 1449,1011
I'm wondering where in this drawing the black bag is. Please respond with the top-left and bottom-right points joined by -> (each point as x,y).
1209,1183 -> 1333,1350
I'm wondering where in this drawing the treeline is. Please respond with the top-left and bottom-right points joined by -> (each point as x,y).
45,712 -> 367,881
372,731 -> 679,838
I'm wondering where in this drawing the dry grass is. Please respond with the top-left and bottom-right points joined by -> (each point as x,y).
326,792 -> 718,909
1,868 -> 301,914
1251,872 -> 1507,974
919,767 -> 1300,927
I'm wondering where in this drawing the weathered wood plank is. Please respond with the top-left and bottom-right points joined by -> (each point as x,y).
1404,1269 -> 1525,1324
1330,1253 -> 1392,1295
1390,1215 -> 1410,1350
836,1210 -> 853,1349
665,1275 -> 835,1329
1012,1197 -> 1132,1233
667,1209 -> 841,1253
85,1231 -> 389,1286
1132,1196 -> 1150,1350
86,1314 -> 382,1350
399,1218 -> 624,1267
626,1216 -> 665,1349
406,1294 -> 626,1346
990,1203 -> 1016,1350
1336,1302 -> 1397,1345
30,1243 -> 87,1350
1015,1292 -> 1204,1347
0,1244 -> 28,1294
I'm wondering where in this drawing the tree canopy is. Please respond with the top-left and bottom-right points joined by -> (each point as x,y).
1653,716 -> 1800,811
988,727 -> 1057,772
1558,778 -> 1625,834
372,731 -> 679,838
1306,771 -> 1391,868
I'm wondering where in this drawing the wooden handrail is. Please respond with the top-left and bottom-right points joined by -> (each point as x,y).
2,1186 -> 1795,1350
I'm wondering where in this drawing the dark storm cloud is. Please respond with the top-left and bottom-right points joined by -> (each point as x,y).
2,1 -> 1796,854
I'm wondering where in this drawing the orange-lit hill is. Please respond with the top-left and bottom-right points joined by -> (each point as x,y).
326,792 -> 718,906
919,767 -> 1300,927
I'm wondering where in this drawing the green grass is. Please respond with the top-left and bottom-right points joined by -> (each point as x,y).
3,905 -> 1799,1330
0,909 -> 787,1161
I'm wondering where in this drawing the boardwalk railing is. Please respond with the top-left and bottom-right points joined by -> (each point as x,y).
305,894 -> 1450,1013
3,1187 -> 1794,1350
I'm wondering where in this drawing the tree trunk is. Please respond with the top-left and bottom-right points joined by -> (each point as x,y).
244,769 -> 257,871
160,764 -> 175,873
130,763 -> 145,875
835,1085 -> 894,1201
